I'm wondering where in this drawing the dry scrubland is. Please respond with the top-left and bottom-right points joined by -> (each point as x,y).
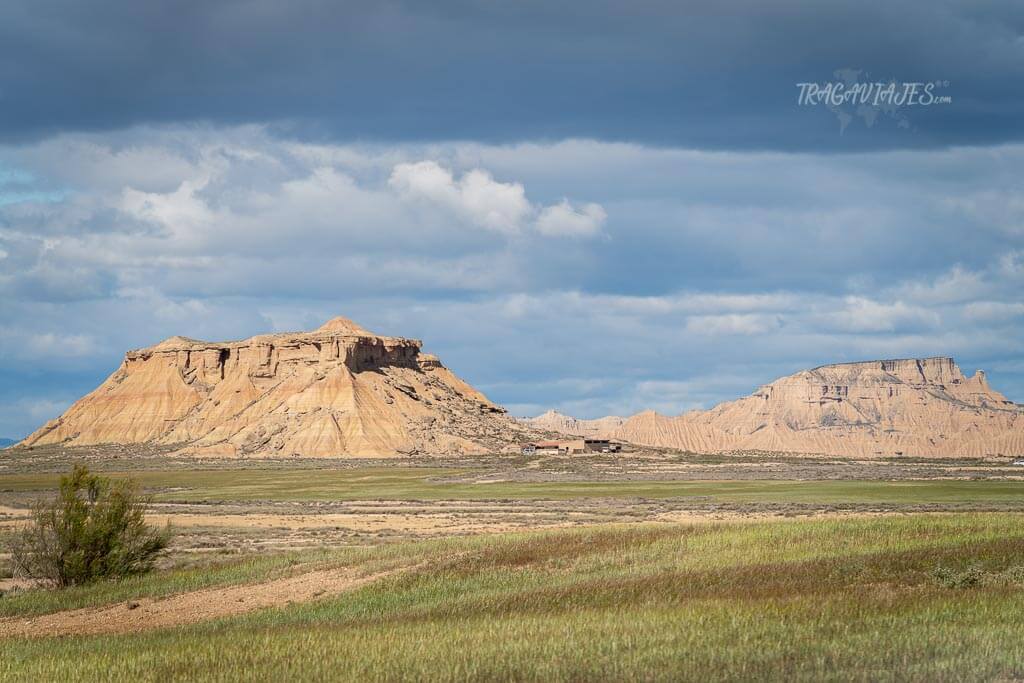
3,516 -> 1024,680
3,449 -> 1024,680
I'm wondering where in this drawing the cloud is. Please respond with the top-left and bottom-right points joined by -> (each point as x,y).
0,328 -> 97,359
941,189 -> 1024,237
685,313 -> 780,336
963,301 -> 1024,322
891,265 -> 988,305
824,297 -> 941,334
1,128 -> 1023,436
2,2 -> 1024,151
390,161 -> 606,237
535,200 -> 606,237
116,286 -> 210,321
389,161 -> 531,234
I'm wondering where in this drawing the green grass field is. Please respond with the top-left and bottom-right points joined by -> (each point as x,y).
4,514 -> 1024,681
4,466 -> 1024,504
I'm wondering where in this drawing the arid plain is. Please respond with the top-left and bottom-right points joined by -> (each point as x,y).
3,318 -> 1024,680
3,446 -> 1024,679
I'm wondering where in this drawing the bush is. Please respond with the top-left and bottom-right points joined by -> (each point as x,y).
931,564 -> 983,589
8,464 -> 170,587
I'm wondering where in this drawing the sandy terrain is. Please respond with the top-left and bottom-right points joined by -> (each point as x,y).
0,564 -> 415,638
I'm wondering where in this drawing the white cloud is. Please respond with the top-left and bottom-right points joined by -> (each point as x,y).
389,161 -> 531,234
685,313 -> 780,336
964,301 -> 1024,322
1,127 -> 1023,438
120,177 -> 214,240
941,189 -> 1024,237
825,297 -> 941,333
389,160 -> 606,237
116,286 -> 210,321
0,328 -> 97,359
535,199 -> 606,237
997,250 -> 1024,280
893,265 -> 988,305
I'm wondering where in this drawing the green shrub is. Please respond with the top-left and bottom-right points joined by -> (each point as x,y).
931,564 -> 983,589
8,464 -> 170,587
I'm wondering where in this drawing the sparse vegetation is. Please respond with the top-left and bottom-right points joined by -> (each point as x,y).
4,466 -> 1024,504
4,454 -> 1024,680
931,562 -> 1024,589
8,465 -> 170,586
931,563 -> 984,588
3,515 -> 1024,680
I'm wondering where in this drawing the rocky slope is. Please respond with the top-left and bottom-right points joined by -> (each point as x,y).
20,317 -> 539,457
526,358 -> 1024,458
523,410 -> 625,438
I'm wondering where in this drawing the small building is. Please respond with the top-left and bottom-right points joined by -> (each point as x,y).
524,440 -> 583,455
522,439 -> 623,455
583,439 -> 621,453
521,440 -> 580,455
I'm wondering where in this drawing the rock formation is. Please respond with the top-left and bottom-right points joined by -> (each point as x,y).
526,358 -> 1024,458
523,410 -> 625,438
20,317 -> 538,457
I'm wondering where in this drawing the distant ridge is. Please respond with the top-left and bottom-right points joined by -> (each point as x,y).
524,357 -> 1024,458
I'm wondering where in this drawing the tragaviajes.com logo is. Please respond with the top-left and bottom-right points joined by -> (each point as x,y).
797,80 -> 951,107
796,68 -> 952,133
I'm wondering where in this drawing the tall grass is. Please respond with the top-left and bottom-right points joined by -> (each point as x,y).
3,515 -> 1024,681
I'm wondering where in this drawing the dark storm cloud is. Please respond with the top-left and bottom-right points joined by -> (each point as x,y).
1,0 -> 1023,149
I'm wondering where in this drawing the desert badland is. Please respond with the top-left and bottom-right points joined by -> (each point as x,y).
529,357 -> 1024,458
6,317 -> 1023,681
19,317 -> 534,458
4,321 -> 1024,683
5,1 -> 1024,679
17,318 -> 1023,460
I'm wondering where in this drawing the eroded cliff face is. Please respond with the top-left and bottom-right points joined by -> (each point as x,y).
523,410 -> 625,438
527,357 -> 1024,458
22,317 -> 537,457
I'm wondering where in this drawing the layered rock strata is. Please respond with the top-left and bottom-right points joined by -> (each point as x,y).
526,358 -> 1024,458
22,317 -> 537,457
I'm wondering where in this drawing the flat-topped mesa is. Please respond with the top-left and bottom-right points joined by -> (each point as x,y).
807,356 -> 964,386
528,356 -> 1024,458
124,319 -> 423,387
20,316 -> 534,457
763,356 -> 1011,410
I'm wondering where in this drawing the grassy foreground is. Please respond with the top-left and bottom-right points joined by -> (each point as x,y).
4,514 -> 1024,681
4,466 -> 1024,503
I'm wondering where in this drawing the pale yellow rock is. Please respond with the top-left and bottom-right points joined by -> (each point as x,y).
21,318 -> 536,457
527,357 -> 1024,458
524,410 -> 625,437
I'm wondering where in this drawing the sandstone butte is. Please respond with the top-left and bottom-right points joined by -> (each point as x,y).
19,317 -> 539,457
525,357 -> 1024,458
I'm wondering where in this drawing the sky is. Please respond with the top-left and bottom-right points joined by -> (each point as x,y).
1,1 -> 1023,438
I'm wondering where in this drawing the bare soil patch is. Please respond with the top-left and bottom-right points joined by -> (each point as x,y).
0,564 -> 411,639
